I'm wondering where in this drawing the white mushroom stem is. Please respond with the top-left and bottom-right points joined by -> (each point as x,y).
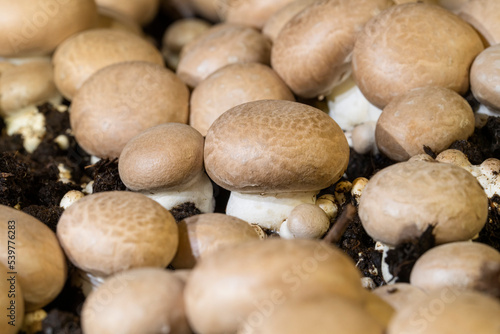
225,191 -> 317,231
376,242 -> 395,284
70,269 -> 106,297
142,171 -> 215,213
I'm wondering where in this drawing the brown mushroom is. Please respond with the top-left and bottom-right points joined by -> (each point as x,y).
95,0 -> 160,26
459,0 -> 500,46
0,262 -> 24,334
279,203 -> 331,239
470,44 -> 500,112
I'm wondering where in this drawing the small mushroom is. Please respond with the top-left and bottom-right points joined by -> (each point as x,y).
373,283 -> 427,312
171,213 -> 262,269
352,121 -> 377,155
118,123 -> 214,212
0,205 -> 67,311
458,0 -> 500,46
81,268 -> 190,334
470,44 -> 500,112
0,262 -> 24,334
59,190 -> 85,209
95,0 -> 160,26
279,204 -> 331,239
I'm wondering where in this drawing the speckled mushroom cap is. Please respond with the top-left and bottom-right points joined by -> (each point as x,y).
95,0 -> 160,25
0,0 -> 97,57
190,63 -> 295,135
53,28 -> 164,100
0,205 -> 66,311
271,0 -> 393,98
358,161 -> 488,246
459,0 -> 500,46
410,241 -> 500,293
119,123 -> 204,191
57,191 -> 178,277
352,3 -> 484,108
82,268 -> 190,334
184,239 -> 364,334
388,290 -> 500,334
219,0 -> 294,29
375,86 -> 475,161
470,45 -> 500,111
0,262 -> 24,334
204,100 -> 349,193
0,59 -> 59,116
171,213 -> 261,269
176,23 -> 271,87
70,61 -> 189,158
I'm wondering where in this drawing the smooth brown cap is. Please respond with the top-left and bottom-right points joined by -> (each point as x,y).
0,205 -> 67,311
459,0 -> 500,46
57,191 -> 178,277
190,63 -> 295,135
358,161 -> 488,246
96,0 -> 160,25
0,262 -> 24,334
373,283 -> 427,311
271,0 -> 393,98
220,0 -> 295,29
470,45 -> 500,111
82,268 -> 190,334
376,86 -> 475,161
0,59 -> 59,116
70,61 -> 189,158
185,239 -> 364,334
353,3 -> 484,108
53,28 -> 164,100
0,0 -> 97,57
204,100 -> 349,193
163,18 -> 211,54
176,23 -> 271,87
119,123 -> 204,191
171,213 -> 261,269
410,241 -> 500,293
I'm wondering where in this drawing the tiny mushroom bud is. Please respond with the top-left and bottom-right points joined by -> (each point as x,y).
315,194 -> 338,221
470,44 -> 500,112
372,283 -> 427,312
352,121 -> 377,155
458,0 -> 500,46
171,213 -> 262,269
351,177 -> 369,206
219,0 -> 295,29
60,190 -> 85,209
0,205 -> 67,311
0,262 -> 24,334
279,203 -> 330,239
95,0 -> 160,26
119,123 -> 214,213
82,268 -> 190,334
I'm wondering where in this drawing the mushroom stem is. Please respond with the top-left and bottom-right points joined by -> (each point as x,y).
379,243 -> 395,284
323,203 -> 356,244
225,191 -> 317,230
71,269 -> 106,297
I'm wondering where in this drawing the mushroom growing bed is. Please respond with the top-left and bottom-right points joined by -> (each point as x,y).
1,1 -> 500,334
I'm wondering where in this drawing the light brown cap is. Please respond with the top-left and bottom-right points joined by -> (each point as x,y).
204,100 -> 349,193
352,3 -> 484,108
0,0 -> 97,57
219,0 -> 295,29
376,86 -> 475,161
280,203 -> 330,239
171,213 -> 261,269
163,18 -> 211,54
262,0 -> 317,42
0,205 -> 66,311
176,23 -> 271,87
96,0 -> 160,26
57,191 -> 178,277
53,28 -> 164,100
95,6 -> 143,35
437,0 -> 469,13
470,45 -> 500,111
82,268 -> 190,334
459,0 -> 500,46
184,239 -> 364,334
190,63 -> 295,135
189,0 -> 221,22
372,283 -> 427,311
118,123 -> 204,191
388,290 -> 500,334
0,61 -> 15,73
410,241 -> 500,293
0,262 -> 24,334
271,0 -> 393,98
358,161 -> 488,246
0,59 -> 59,116
70,61 -> 189,158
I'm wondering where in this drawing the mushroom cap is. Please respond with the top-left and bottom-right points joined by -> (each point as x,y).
204,100 -> 349,193
184,239 -> 364,334
189,0 -> 221,22
375,86 -> 475,161
0,59 -> 59,116
190,63 -> 295,135
388,290 -> 500,334
0,0 -> 97,57
82,268 -> 190,334
95,0 -> 160,25
95,6 -> 143,35
410,241 -> 500,293
220,0 -> 295,29
70,61 -> 189,158
0,205 -> 66,311
459,0 -> 500,46
118,123 -> 204,191
57,191 -> 178,277
470,45 -> 500,111
163,18 -> 211,54
358,161 -> 488,246
437,0 -> 469,13
352,3 -> 484,108
271,0 -> 393,98
171,213 -> 261,269
0,262 -> 24,334
176,23 -> 271,87
373,283 -> 427,311
281,203 -> 330,239
53,28 -> 164,100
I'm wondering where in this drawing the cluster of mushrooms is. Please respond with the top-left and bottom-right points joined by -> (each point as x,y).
1,0 -> 500,333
